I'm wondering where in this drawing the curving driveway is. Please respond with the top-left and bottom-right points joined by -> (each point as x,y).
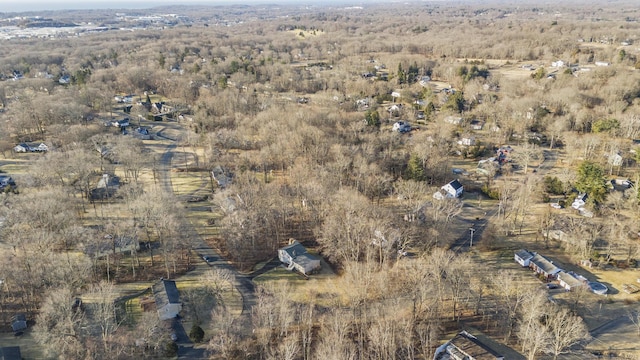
154,123 -> 259,358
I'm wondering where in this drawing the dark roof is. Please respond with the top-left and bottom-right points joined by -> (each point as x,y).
11,314 -> 26,332
152,279 -> 180,308
448,179 -> 463,190
0,346 -> 22,360
447,331 -> 504,360
281,241 -> 308,259
575,193 -> 588,201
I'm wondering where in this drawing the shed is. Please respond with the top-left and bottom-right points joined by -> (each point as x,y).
278,239 -> 321,275
152,279 -> 182,321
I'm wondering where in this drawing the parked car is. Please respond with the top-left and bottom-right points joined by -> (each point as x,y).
550,202 -> 562,209
202,255 -> 216,264
546,283 -> 559,289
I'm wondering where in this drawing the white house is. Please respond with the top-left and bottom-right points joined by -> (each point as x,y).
445,116 -> 463,125
392,121 -> 411,133
514,249 -> 535,267
13,143 -> 48,153
278,239 -> 321,275
458,136 -> 476,146
441,179 -> 464,198
153,279 -> 182,321
571,193 -> 588,210
608,153 -> 623,167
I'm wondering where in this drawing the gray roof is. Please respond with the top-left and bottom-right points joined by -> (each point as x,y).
153,279 -> 180,308
447,331 -> 504,360
530,254 -> 562,275
281,241 -> 308,259
11,314 -> 26,332
515,249 -> 534,261
558,271 -> 585,289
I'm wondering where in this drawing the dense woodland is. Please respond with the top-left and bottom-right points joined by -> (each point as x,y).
1,1 -> 640,359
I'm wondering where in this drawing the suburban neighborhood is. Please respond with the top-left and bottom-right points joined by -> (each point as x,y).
0,1 -> 640,359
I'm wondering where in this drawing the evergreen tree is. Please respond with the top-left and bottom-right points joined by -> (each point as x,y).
406,154 -> 425,181
575,161 -> 607,204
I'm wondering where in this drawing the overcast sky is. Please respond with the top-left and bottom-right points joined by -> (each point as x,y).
0,0 -> 288,13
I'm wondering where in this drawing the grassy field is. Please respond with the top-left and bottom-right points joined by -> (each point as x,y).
254,259 -> 342,306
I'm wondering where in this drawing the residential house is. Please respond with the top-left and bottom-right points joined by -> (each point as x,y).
392,121 -> 411,133
458,136 -> 476,146
388,104 -> 403,116
152,279 -> 182,321
133,127 -> 152,140
0,346 -> 22,360
278,239 -> 321,275
571,193 -> 588,210
58,74 -> 71,84
434,330 -> 519,360
470,119 -> 484,130
83,235 -> 140,259
514,249 -> 535,267
0,175 -> 16,191
90,174 -> 121,200
557,271 -> 586,291
112,118 -> 130,128
608,153 -> 623,167
441,179 -> 464,198
477,158 -> 500,176
11,314 -> 27,333
529,253 -> 562,280
13,142 -> 48,152
445,116 -> 462,125
211,165 -> 233,189
496,146 -> 513,164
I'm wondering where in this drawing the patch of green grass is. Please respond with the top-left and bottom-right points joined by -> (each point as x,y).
254,267 -> 304,284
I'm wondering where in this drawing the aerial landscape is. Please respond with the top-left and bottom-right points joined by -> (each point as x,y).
1,0 -> 640,359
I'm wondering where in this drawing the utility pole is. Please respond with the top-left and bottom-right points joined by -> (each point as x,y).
469,227 -> 476,247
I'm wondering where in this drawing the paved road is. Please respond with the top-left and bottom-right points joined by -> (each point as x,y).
155,123 -> 259,358
449,148 -> 558,252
